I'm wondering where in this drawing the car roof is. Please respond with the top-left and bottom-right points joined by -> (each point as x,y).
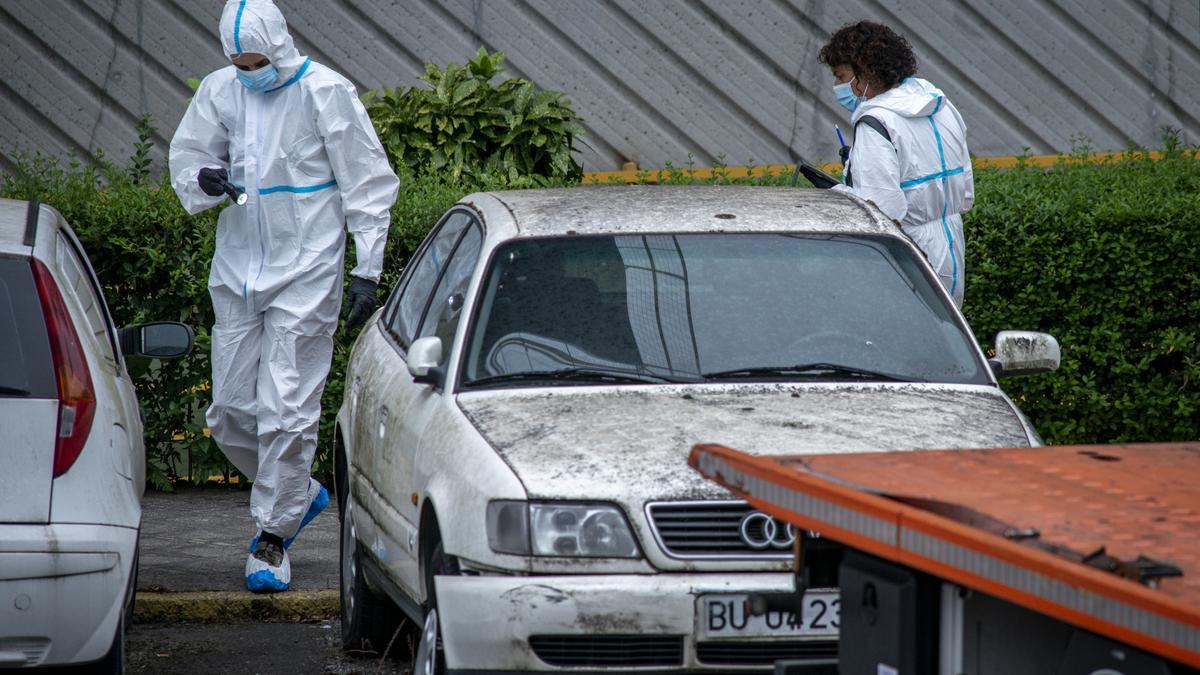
480,185 -> 896,238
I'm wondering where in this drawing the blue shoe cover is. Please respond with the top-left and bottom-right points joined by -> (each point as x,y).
287,483 -> 329,548
245,548 -> 291,593
249,480 -> 330,552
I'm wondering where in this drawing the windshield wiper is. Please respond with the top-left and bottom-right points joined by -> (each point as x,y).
465,367 -> 682,388
0,385 -> 30,396
702,362 -> 921,383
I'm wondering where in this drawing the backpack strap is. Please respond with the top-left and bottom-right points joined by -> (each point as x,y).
856,115 -> 892,145
844,115 -> 893,188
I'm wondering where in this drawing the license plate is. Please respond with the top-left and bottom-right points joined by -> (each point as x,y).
698,592 -> 840,638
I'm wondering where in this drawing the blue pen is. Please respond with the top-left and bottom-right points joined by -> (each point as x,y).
835,125 -> 846,148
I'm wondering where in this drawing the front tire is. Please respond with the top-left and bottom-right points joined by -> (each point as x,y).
412,607 -> 440,675
339,496 -> 409,658
124,544 -> 139,626
412,539 -> 459,674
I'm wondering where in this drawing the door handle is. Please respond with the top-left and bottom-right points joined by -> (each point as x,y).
377,406 -> 389,440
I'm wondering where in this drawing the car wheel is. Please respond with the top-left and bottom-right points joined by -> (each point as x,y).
412,606 -> 440,675
339,497 -> 409,658
333,432 -> 348,525
412,539 -> 459,674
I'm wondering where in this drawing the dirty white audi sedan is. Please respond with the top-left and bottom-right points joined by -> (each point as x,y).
335,186 -> 1057,672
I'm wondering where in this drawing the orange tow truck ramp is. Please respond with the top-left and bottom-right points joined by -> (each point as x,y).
688,442 -> 1200,673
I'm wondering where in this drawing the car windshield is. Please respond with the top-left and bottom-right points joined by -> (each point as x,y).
460,233 -> 987,388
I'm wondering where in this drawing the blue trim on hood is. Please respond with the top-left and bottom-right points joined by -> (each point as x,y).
266,58 -> 311,93
233,0 -> 247,53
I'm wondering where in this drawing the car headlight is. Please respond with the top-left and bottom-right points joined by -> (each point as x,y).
486,501 -> 641,558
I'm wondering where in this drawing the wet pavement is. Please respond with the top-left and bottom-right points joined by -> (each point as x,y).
130,486 -> 412,673
138,483 -> 339,595
126,620 -> 407,675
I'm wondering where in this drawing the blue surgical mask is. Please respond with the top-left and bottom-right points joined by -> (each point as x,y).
236,64 -> 279,92
833,77 -> 860,113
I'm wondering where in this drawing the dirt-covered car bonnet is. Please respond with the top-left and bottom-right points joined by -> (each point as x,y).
459,383 -> 1033,503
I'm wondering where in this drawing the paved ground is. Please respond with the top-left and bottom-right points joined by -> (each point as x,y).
138,484 -> 339,595
129,486 -> 414,672
126,620 -> 407,675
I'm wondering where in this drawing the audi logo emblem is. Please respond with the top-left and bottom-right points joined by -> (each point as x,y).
738,512 -> 797,549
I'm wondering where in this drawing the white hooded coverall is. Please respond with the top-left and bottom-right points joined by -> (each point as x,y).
169,0 -> 399,538
837,78 -> 974,307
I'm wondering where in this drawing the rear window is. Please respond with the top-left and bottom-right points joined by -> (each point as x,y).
0,258 -> 56,398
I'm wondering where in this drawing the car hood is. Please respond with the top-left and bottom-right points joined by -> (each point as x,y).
457,383 -> 1031,502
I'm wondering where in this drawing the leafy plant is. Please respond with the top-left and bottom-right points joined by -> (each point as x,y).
365,47 -> 585,184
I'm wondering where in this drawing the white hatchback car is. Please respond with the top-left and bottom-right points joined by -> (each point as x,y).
335,186 -> 1058,673
0,199 -> 193,672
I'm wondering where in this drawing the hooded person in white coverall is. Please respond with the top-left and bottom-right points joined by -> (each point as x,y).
169,0 -> 399,592
819,21 -> 974,307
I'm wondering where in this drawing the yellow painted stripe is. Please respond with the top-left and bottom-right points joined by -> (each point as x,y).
581,151 -> 1178,185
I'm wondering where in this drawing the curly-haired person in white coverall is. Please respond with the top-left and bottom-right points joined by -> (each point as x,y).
821,20 -> 974,308
169,0 -> 399,593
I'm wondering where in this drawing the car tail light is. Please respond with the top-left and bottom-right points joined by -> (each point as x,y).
31,259 -> 96,477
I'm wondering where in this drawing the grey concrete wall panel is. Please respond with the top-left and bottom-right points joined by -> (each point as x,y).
0,0 -> 1196,175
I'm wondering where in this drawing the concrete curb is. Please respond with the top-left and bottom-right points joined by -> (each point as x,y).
133,590 -> 339,623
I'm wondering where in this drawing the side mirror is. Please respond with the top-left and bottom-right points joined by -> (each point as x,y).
989,331 -> 1060,378
407,336 -> 444,386
119,321 -> 195,359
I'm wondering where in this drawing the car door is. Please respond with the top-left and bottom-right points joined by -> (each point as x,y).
396,215 -> 484,524
52,228 -> 144,516
359,210 -> 477,592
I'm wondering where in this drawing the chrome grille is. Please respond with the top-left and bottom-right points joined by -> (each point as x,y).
646,500 -> 792,559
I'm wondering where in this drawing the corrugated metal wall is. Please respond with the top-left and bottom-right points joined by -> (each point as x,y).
1,0 -> 1197,175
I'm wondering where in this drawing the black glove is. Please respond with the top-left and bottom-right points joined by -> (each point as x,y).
342,276 -> 379,332
838,144 -> 851,165
198,167 -> 230,197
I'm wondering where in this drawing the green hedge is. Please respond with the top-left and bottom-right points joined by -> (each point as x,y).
3,120 -> 1196,487
963,137 -> 1199,443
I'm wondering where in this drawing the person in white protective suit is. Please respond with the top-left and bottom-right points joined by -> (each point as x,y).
169,0 -> 399,593
819,21 -> 974,307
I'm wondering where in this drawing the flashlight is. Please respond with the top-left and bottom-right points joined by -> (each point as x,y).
217,178 -> 248,205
